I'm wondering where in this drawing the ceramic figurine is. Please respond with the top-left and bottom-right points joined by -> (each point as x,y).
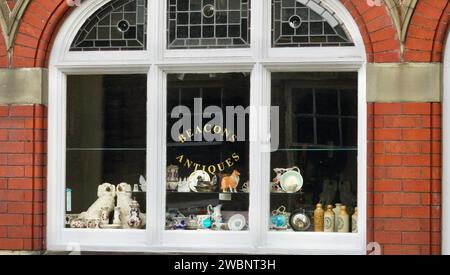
207,204 -> 223,223
177,178 -> 190,193
127,199 -> 142,229
333,203 -> 342,232
241,181 -> 250,193
324,205 -> 335,232
352,207 -> 358,233
337,205 -> 350,233
221,170 -> 240,193
313,204 -> 324,232
113,207 -> 121,225
319,180 -> 338,206
167,165 -> 179,182
167,165 -> 180,191
139,175 -> 147,192
133,184 -> 140,192
78,183 -> 116,220
116,182 -> 132,225
86,218 -> 101,229
339,181 -> 356,210
169,180 -> 179,191
70,218 -> 86,229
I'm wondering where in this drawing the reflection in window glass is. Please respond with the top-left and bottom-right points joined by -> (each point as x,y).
166,73 -> 250,231
65,75 -> 147,230
270,72 -> 358,233
167,0 -> 251,49
272,0 -> 354,47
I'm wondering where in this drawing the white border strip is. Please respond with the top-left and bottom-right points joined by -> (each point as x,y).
443,32 -> 450,255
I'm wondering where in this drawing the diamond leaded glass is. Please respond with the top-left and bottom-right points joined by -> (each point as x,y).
272,0 -> 354,47
70,0 -> 147,51
167,0 -> 251,49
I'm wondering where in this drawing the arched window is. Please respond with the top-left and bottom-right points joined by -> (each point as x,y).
48,0 -> 366,253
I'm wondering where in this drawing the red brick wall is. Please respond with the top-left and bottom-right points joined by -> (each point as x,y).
0,1 -> 447,66
368,103 -> 442,255
404,0 -> 450,62
1,0 -> 402,68
0,27 -> 7,68
0,105 -> 47,251
0,0 -> 448,254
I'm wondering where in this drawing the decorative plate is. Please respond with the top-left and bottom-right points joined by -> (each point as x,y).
289,210 -> 311,232
187,170 -> 211,192
228,214 -> 246,231
280,168 -> 303,193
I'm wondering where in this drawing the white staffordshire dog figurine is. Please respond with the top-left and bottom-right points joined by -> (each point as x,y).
116,182 -> 146,228
79,183 -> 116,220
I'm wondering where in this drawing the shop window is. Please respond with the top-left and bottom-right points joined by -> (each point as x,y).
272,0 -> 354,47
50,0 -> 365,252
70,0 -> 147,51
65,75 -> 147,230
166,73 -> 250,231
270,72 -> 358,233
167,0 -> 251,49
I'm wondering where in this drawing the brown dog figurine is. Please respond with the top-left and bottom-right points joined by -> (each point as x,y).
221,170 -> 240,193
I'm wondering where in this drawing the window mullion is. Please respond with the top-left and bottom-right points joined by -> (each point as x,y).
249,64 -> 271,248
147,65 -> 166,246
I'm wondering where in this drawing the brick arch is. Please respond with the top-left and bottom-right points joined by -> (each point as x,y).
340,0 -> 401,62
7,0 -> 402,68
11,0 -> 71,68
404,0 -> 450,62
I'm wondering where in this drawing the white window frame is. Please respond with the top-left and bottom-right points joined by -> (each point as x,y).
47,0 -> 367,254
443,32 -> 450,255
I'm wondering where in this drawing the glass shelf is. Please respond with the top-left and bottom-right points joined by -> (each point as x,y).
276,147 -> 357,152
167,142 -> 223,147
166,191 -> 249,195
66,148 -> 146,151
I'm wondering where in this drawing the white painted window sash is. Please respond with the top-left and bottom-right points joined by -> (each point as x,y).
47,0 -> 367,254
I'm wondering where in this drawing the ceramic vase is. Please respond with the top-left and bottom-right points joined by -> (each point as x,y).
313,204 -> 324,232
324,205 -> 335,233
337,205 -> 350,233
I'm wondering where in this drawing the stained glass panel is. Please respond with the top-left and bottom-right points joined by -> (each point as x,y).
272,0 -> 354,47
70,0 -> 147,51
167,0 -> 251,49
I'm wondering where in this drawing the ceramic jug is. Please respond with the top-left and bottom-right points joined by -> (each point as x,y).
352,207 -> 358,233
314,204 -> 325,232
333,203 -> 342,232
207,204 -> 223,223
324,205 -> 335,232
337,205 -> 350,233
